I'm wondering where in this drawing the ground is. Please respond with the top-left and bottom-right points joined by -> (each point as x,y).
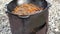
0,0 -> 60,34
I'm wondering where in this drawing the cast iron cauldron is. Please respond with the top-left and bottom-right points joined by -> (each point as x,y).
6,0 -> 50,34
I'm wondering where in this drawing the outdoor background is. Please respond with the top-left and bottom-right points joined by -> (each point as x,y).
0,0 -> 60,34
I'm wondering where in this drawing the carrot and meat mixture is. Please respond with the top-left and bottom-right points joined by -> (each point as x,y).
12,3 -> 43,15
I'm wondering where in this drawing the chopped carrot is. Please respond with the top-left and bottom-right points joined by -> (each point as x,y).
12,3 -> 43,15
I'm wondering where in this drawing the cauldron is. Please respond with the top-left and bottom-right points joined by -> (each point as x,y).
6,0 -> 50,34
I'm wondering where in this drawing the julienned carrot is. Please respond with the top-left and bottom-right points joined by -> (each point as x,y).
12,3 -> 43,15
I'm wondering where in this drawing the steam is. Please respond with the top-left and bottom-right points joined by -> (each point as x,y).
17,0 -> 29,5
17,0 -> 24,5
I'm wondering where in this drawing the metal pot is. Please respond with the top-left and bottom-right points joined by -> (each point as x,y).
6,0 -> 51,34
